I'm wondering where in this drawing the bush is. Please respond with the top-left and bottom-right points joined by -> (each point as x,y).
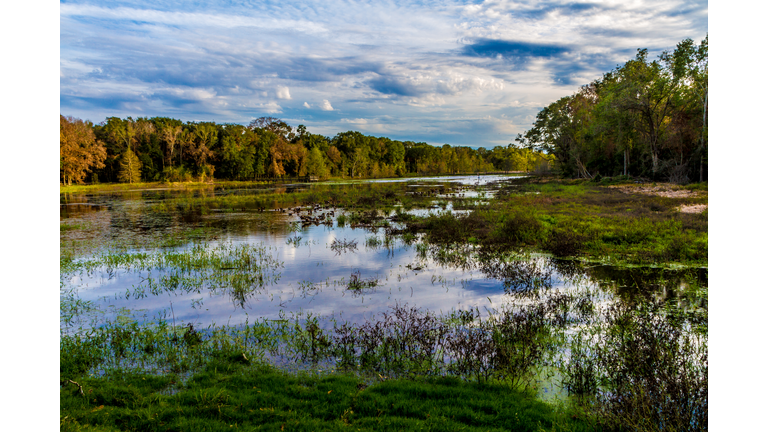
493,212 -> 544,245
545,226 -> 585,257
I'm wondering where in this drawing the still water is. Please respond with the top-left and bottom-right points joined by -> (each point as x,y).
60,175 -> 705,331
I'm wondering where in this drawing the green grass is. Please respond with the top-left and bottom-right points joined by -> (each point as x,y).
402,178 -> 707,267
61,356 -> 597,432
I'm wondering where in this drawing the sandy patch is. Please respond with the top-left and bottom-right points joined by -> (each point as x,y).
678,204 -> 708,214
608,184 -> 707,213
609,184 -> 703,199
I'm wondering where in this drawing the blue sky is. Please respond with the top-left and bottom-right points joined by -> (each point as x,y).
60,0 -> 708,148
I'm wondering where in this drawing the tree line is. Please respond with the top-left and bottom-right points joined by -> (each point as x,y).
518,36 -> 708,183
61,37 -> 705,185
59,115 -> 552,185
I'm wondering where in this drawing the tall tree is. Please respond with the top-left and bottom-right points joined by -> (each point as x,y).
118,148 -> 142,183
304,147 -> 329,179
159,122 -> 182,169
190,122 -> 217,178
60,115 -> 106,185
662,36 -> 708,181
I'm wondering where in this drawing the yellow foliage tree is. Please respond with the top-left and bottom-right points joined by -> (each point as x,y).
60,115 -> 106,185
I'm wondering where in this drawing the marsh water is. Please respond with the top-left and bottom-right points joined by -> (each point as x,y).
61,175 -> 705,333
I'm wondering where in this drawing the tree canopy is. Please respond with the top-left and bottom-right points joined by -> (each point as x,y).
60,115 -> 106,185
521,36 -> 707,182
62,114 -> 548,184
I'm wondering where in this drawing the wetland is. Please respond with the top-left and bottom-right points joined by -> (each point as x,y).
60,175 -> 707,431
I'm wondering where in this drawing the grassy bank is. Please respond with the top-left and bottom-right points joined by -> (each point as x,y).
61,292 -> 706,431
61,356 -> 594,432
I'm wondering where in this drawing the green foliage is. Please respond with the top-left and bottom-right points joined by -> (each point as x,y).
524,36 -> 708,183
401,178 -> 707,266
71,113 -> 554,185
305,146 -> 329,179
117,148 -> 142,183
562,301 -> 707,431
60,115 -> 107,185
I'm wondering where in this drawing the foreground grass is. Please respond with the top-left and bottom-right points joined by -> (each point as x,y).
61,356 -> 595,432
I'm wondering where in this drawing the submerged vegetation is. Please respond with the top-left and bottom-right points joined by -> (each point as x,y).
61,173 -> 707,430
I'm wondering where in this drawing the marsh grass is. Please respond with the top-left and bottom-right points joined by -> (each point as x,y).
61,243 -> 284,310
560,300 -> 707,431
346,270 -> 379,291
330,238 -> 357,254
400,178 -> 707,266
61,276 -> 705,431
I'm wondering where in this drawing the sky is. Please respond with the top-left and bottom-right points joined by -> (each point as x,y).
60,0 -> 707,148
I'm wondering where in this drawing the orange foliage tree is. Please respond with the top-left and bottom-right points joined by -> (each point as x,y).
60,115 -> 107,185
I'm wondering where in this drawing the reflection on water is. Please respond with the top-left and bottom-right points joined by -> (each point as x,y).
61,175 -> 706,332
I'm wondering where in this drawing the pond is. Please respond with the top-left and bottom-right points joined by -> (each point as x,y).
60,174 -> 708,411
61,174 -> 706,331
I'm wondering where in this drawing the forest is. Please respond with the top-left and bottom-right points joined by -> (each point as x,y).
60,36 -> 706,185
59,114 -> 553,185
519,36 -> 708,183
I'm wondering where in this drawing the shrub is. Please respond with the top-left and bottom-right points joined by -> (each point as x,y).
545,227 -> 585,257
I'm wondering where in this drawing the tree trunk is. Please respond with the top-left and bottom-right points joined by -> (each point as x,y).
623,149 -> 627,177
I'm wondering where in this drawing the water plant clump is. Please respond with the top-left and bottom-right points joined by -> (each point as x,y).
560,299 -> 708,431
346,270 -> 379,291
330,238 -> 358,254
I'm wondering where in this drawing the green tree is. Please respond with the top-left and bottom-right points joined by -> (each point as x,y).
662,36 -> 708,181
305,147 -> 329,179
350,147 -> 368,178
118,148 -> 142,183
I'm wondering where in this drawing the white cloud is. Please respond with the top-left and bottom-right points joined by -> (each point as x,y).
276,86 -> 291,100
321,100 -> 334,111
303,102 -> 311,108
341,118 -> 368,125
59,4 -> 328,33
259,102 -> 282,114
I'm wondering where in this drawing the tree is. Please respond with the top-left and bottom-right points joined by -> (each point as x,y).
612,49 -> 677,176
249,117 -> 294,141
60,115 -> 107,185
305,147 -> 329,179
159,122 -> 182,169
326,146 -> 342,174
662,36 -> 708,181
190,122 -> 217,179
97,117 -> 134,182
350,147 -> 368,178
118,148 -> 142,183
